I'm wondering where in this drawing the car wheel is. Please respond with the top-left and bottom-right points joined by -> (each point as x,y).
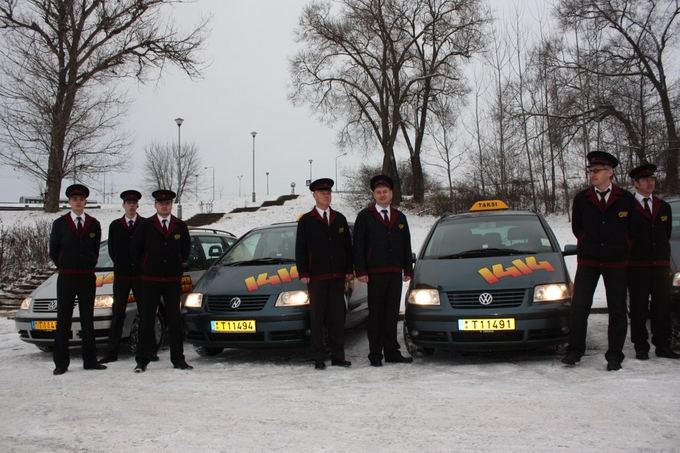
194,346 -> 224,357
36,344 -> 53,353
128,311 -> 167,354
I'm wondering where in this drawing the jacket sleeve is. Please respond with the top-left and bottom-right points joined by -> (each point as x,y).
571,194 -> 583,239
353,211 -> 368,277
49,219 -> 61,267
402,215 -> 414,277
107,222 -> 116,264
342,216 -> 353,274
130,221 -> 145,264
666,202 -> 673,239
92,220 -> 101,260
295,217 -> 309,279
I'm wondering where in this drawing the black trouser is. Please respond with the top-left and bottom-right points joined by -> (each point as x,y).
104,277 -> 142,357
54,273 -> 97,369
567,265 -> 628,363
367,273 -> 403,361
136,280 -> 184,366
308,279 -> 346,362
628,266 -> 672,352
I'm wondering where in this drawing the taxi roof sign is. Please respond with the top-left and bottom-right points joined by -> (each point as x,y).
469,200 -> 509,212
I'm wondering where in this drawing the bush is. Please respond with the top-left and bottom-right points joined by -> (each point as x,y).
0,220 -> 53,290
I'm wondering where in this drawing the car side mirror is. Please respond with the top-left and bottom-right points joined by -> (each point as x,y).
208,245 -> 222,258
562,244 -> 577,256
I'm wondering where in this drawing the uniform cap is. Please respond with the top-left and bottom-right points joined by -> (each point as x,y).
309,178 -> 334,192
65,184 -> 89,198
629,163 -> 657,180
120,189 -> 142,202
152,189 -> 176,201
370,174 -> 394,191
587,151 -> 619,168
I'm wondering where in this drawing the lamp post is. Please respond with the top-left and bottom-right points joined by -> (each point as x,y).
204,166 -> 215,201
266,171 -> 270,195
174,117 -> 184,219
335,152 -> 347,191
251,131 -> 257,203
195,173 -> 199,201
237,174 -> 243,198
308,159 -> 313,184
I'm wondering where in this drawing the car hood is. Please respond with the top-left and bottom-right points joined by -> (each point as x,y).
412,252 -> 569,291
30,270 -> 117,299
194,264 -> 305,295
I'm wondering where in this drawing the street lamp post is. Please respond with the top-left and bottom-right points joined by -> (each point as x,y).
204,166 -> 215,201
266,171 -> 270,195
195,173 -> 199,201
335,152 -> 347,191
308,159 -> 313,184
237,174 -> 243,198
174,117 -> 184,219
251,131 -> 257,203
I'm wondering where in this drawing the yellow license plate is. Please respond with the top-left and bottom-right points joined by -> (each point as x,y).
458,318 -> 515,331
211,320 -> 256,333
33,320 -> 57,331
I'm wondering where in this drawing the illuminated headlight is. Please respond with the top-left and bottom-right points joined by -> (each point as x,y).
407,289 -> 440,306
94,295 -> 114,309
534,283 -> 570,303
673,272 -> 680,287
183,293 -> 204,309
19,297 -> 32,310
275,291 -> 310,307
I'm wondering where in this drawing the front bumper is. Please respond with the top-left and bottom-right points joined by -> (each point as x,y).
405,303 -> 570,351
183,309 -> 311,348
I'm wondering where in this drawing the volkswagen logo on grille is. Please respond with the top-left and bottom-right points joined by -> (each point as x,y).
48,300 -> 58,311
230,297 -> 242,309
478,292 -> 493,305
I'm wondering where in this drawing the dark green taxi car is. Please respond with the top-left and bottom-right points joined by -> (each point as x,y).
404,201 -> 575,355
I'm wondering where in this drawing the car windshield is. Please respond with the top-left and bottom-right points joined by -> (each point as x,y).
422,215 -> 554,259
669,200 -> 680,239
95,241 -> 113,270
221,226 -> 296,265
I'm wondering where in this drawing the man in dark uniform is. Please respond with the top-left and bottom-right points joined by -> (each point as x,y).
49,184 -> 106,375
353,174 -> 414,367
627,164 -> 680,360
131,189 -> 192,372
296,178 -> 354,370
100,190 -> 158,363
563,151 -> 635,371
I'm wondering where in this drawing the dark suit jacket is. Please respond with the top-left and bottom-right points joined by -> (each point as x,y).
132,215 -> 190,283
108,216 -> 145,278
628,195 -> 672,267
49,213 -> 101,274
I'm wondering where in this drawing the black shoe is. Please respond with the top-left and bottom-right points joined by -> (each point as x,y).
331,359 -> 351,368
635,350 -> 649,360
150,354 -> 160,362
99,354 -> 117,364
561,352 -> 581,365
84,363 -> 107,370
606,361 -> 622,371
314,360 -> 326,370
655,346 -> 680,359
53,366 -> 67,375
173,361 -> 194,370
369,357 -> 383,367
385,354 -> 413,363
134,363 -> 146,373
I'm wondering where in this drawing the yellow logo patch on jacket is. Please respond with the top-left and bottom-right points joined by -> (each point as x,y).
339,227 -> 345,233
618,211 -> 628,218
174,234 -> 181,240
89,232 -> 95,238
398,223 -> 405,229
661,215 -> 668,221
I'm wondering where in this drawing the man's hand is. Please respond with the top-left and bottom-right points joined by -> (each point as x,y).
358,276 -> 369,283
300,277 -> 310,284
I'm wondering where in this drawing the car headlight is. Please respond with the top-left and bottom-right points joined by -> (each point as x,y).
183,293 -> 204,309
673,272 -> 680,287
93,295 -> 114,309
275,291 -> 310,307
407,289 -> 440,306
20,297 -> 32,310
534,283 -> 570,303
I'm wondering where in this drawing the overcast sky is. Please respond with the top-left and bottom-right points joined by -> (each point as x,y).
0,0 -> 548,203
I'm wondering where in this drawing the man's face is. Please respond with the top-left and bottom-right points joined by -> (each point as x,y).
155,200 -> 173,216
634,176 -> 656,196
373,185 -> 393,206
123,200 -> 138,218
312,189 -> 332,209
588,165 -> 613,188
68,195 -> 86,213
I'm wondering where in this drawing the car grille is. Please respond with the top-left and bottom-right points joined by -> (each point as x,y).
205,295 -> 270,312
447,289 -> 526,309
32,299 -> 77,312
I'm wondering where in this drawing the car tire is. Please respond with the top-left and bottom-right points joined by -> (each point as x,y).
128,311 -> 167,354
194,346 -> 224,357
36,344 -> 53,353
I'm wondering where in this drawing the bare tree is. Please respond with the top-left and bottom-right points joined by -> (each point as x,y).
143,141 -> 202,200
0,0 -> 208,211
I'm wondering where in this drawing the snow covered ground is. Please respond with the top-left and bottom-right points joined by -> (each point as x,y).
2,194 -> 677,452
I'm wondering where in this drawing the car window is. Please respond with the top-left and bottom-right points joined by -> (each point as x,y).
198,235 -> 229,267
222,227 -> 296,264
95,241 -> 113,270
669,200 -> 680,239
186,236 -> 207,271
423,215 -> 554,258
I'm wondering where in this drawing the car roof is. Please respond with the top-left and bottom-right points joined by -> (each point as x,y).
439,209 -> 541,221
188,227 -> 237,238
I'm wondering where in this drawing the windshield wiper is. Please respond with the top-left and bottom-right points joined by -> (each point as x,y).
223,257 -> 296,266
437,248 -> 532,259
